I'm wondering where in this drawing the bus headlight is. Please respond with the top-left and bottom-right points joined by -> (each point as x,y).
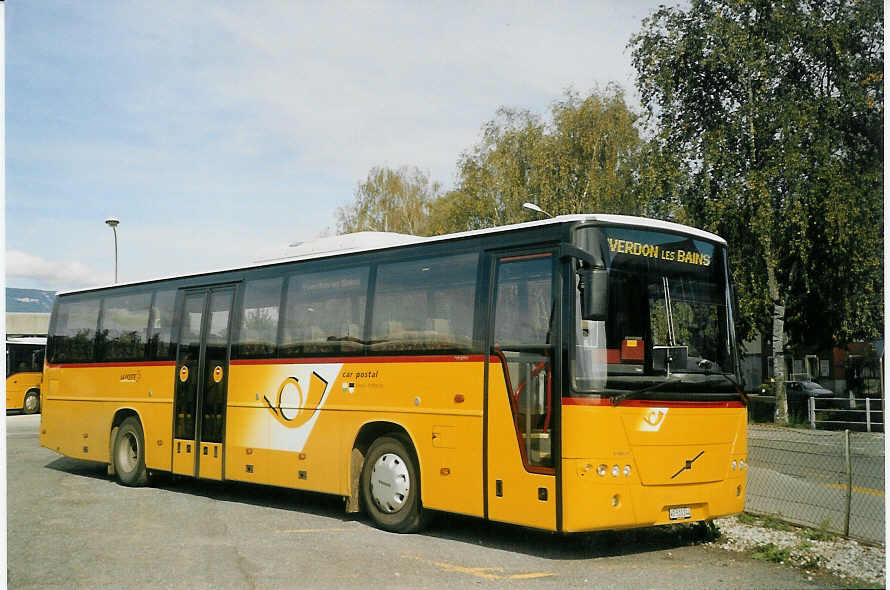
731,460 -> 737,471
623,465 -> 632,477
597,464 -> 607,477
611,465 -> 620,477
740,459 -> 746,470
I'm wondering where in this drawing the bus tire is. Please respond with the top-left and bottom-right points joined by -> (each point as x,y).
360,435 -> 426,533
22,390 -> 40,415
112,417 -> 148,486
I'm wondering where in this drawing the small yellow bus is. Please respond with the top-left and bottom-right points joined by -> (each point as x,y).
41,215 -> 747,533
7,337 -> 45,414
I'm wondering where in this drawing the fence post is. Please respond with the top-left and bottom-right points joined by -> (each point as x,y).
843,429 -> 852,537
866,398 -> 871,432
809,396 -> 816,429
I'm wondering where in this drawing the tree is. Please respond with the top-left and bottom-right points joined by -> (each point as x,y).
429,86 -> 649,233
630,0 -> 883,422
336,166 -> 442,235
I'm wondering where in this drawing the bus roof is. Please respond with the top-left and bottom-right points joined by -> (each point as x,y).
58,214 -> 726,296
6,337 -> 47,346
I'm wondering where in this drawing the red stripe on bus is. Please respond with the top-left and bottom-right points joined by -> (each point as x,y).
231,354 -> 486,366
561,397 -> 610,406
563,397 -> 744,408
47,355 -> 487,369
500,253 -> 551,262
45,360 -> 176,369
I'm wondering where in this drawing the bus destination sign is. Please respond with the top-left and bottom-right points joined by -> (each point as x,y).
607,238 -> 712,267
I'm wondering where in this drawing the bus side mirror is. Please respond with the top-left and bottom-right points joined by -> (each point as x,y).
581,268 -> 608,321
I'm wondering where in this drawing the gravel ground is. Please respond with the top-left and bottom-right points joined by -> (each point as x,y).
713,515 -> 886,587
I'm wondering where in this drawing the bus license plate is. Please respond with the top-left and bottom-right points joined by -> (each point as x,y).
669,506 -> 691,520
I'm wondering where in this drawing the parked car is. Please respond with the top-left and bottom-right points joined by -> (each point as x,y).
784,380 -> 834,400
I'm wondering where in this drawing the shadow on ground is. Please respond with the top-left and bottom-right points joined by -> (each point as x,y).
45,456 -> 718,560
423,512 -> 718,560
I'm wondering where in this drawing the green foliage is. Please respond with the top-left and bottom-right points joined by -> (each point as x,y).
793,543 -> 824,569
737,512 -> 797,531
336,166 -> 442,236
345,0 -> 883,363
630,0 -> 884,347
737,512 -> 759,526
752,542 -> 792,563
759,514 -> 793,532
429,86 -> 649,233
802,519 -> 837,542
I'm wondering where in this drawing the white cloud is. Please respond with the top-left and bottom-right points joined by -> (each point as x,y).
7,1 -> 670,288
6,250 -> 113,291
172,2 -> 655,184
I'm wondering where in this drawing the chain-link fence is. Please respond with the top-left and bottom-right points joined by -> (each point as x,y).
746,425 -> 885,545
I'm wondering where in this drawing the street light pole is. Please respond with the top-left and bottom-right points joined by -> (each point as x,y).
105,217 -> 120,283
521,202 -> 553,218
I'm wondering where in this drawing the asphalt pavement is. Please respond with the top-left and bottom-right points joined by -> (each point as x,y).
7,414 -> 849,589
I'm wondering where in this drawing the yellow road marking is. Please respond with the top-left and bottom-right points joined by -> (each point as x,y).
405,555 -> 555,580
822,483 -> 884,497
510,572 -> 560,579
276,527 -> 356,533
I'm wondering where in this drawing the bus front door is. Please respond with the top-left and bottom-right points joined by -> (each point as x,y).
486,251 -> 558,530
172,286 -> 235,480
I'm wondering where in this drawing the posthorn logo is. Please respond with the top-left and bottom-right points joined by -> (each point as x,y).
639,408 -> 668,431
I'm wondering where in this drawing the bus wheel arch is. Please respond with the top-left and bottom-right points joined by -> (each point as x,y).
108,408 -> 140,471
348,421 -> 411,512
352,422 -> 428,532
110,411 -> 148,487
22,389 -> 40,414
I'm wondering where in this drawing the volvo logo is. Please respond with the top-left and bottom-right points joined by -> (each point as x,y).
671,451 -> 704,479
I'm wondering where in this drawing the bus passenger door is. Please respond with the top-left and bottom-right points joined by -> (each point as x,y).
172,286 -> 235,480
486,251 -> 558,530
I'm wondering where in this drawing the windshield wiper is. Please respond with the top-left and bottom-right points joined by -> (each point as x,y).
610,376 -> 682,405
699,364 -> 749,405
609,370 -> 747,406
696,358 -> 748,404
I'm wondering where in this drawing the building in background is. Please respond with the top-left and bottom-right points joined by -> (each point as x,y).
6,288 -> 55,337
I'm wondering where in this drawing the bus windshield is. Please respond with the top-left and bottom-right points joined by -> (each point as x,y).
573,226 -> 737,398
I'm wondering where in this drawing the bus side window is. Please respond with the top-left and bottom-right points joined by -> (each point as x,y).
493,255 -> 554,469
370,252 -> 478,354
99,292 -> 152,362
149,290 -> 177,361
281,266 -> 369,356
50,298 -> 101,363
233,277 -> 282,359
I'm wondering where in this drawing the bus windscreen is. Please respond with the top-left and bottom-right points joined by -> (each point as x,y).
573,227 -> 737,397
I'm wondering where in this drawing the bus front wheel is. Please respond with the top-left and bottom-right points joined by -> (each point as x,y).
112,417 -> 148,486
22,390 -> 40,414
360,435 -> 426,533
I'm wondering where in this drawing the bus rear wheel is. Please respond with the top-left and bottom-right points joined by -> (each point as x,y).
22,390 -> 40,414
360,435 -> 426,533
112,417 -> 148,486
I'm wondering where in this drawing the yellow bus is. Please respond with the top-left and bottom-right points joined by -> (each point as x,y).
41,215 -> 747,533
7,337 -> 46,414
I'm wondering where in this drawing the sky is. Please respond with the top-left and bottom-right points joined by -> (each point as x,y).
6,1 -> 674,292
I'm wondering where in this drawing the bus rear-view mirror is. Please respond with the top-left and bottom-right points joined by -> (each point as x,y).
581,268 -> 608,321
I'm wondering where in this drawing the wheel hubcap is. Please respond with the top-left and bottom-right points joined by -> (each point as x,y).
24,395 -> 37,412
370,452 -> 410,513
118,432 -> 138,473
